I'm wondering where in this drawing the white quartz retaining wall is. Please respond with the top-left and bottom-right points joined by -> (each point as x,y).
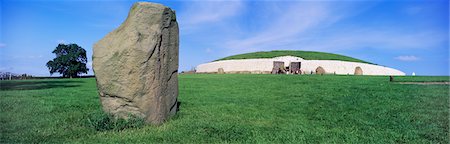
196,56 -> 405,76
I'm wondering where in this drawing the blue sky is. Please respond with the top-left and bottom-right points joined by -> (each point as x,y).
1,0 -> 448,76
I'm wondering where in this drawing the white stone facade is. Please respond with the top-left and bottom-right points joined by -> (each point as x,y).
196,56 -> 405,76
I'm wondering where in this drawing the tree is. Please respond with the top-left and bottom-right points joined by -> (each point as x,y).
46,43 -> 89,78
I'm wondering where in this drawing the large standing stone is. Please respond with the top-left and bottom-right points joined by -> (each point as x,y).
92,2 -> 179,125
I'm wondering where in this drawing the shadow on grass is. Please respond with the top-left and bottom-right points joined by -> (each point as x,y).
0,80 -> 84,91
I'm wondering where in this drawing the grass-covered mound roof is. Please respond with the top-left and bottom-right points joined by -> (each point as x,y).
216,50 -> 372,64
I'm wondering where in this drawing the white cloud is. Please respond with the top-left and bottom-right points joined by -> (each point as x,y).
405,6 -> 423,15
0,67 -> 13,72
395,55 -> 420,61
300,29 -> 447,51
0,43 -> 6,48
13,55 -> 44,59
87,61 -> 92,68
219,2 -> 446,55
29,55 -> 43,59
179,0 -> 244,30
223,2 -> 344,54
57,39 -> 66,44
205,48 -> 213,53
86,23 -> 119,30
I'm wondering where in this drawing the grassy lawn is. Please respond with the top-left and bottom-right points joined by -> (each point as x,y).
216,50 -> 372,64
0,74 -> 448,143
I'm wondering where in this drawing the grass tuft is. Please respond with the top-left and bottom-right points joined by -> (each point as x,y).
84,111 -> 145,131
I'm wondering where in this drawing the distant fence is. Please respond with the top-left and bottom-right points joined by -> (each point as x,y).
0,75 -> 95,80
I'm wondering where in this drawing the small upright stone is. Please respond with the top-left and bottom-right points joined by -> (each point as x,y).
354,66 -> 363,75
316,66 -> 325,75
218,68 -> 225,74
92,2 -> 179,125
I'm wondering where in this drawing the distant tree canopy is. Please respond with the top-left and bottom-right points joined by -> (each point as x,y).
46,44 -> 89,78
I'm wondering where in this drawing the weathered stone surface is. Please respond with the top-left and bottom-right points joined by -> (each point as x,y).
354,66 -> 363,75
316,66 -> 325,75
92,2 -> 179,125
218,68 -> 225,74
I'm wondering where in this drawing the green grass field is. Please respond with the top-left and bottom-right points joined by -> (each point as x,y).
216,50 -> 372,64
1,75 -> 449,143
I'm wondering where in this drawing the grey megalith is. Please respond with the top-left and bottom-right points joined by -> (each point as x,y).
93,2 -> 179,125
